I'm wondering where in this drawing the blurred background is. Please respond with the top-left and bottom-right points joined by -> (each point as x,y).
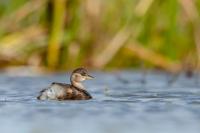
0,0 -> 200,73
1,1 -> 200,133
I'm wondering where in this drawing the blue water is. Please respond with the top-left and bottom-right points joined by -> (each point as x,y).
0,71 -> 200,133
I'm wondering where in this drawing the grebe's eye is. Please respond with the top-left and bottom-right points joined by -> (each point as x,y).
74,74 -> 79,78
82,72 -> 86,76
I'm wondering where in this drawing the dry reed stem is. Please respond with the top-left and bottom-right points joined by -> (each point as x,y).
194,26 -> 200,69
134,0 -> 154,16
125,44 -> 182,73
93,28 -> 131,68
179,0 -> 200,69
0,26 -> 46,59
178,0 -> 199,21
0,0 -> 46,30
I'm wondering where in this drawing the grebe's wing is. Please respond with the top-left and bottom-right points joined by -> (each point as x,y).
74,87 -> 92,99
37,82 -> 71,100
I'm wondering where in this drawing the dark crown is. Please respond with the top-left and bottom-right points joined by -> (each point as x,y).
72,68 -> 88,76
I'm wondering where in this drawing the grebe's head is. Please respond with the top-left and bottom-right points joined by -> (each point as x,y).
70,68 -> 94,83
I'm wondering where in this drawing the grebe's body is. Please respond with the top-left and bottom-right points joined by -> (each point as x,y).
37,68 -> 93,100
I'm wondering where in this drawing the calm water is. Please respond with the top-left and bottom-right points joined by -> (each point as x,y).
0,71 -> 200,133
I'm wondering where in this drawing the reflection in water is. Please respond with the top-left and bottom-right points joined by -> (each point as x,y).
0,72 -> 200,133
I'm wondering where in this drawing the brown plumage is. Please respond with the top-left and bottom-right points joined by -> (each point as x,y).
37,68 -> 94,100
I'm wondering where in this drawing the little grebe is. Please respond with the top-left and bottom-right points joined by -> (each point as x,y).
37,68 -> 94,100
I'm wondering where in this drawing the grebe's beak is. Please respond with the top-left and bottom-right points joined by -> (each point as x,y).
86,74 -> 94,80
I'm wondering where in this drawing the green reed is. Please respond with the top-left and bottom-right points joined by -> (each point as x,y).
0,0 -> 199,72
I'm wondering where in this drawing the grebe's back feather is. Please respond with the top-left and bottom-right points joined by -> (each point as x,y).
37,82 -> 92,100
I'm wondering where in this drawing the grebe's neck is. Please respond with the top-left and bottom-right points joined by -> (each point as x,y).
71,81 -> 85,90
70,73 -> 85,90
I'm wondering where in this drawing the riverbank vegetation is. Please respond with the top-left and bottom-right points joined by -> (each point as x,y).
0,0 -> 200,73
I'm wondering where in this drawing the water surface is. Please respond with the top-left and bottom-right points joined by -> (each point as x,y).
0,71 -> 200,133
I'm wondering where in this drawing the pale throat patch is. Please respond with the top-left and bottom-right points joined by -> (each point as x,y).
70,73 -> 86,89
72,81 -> 85,90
